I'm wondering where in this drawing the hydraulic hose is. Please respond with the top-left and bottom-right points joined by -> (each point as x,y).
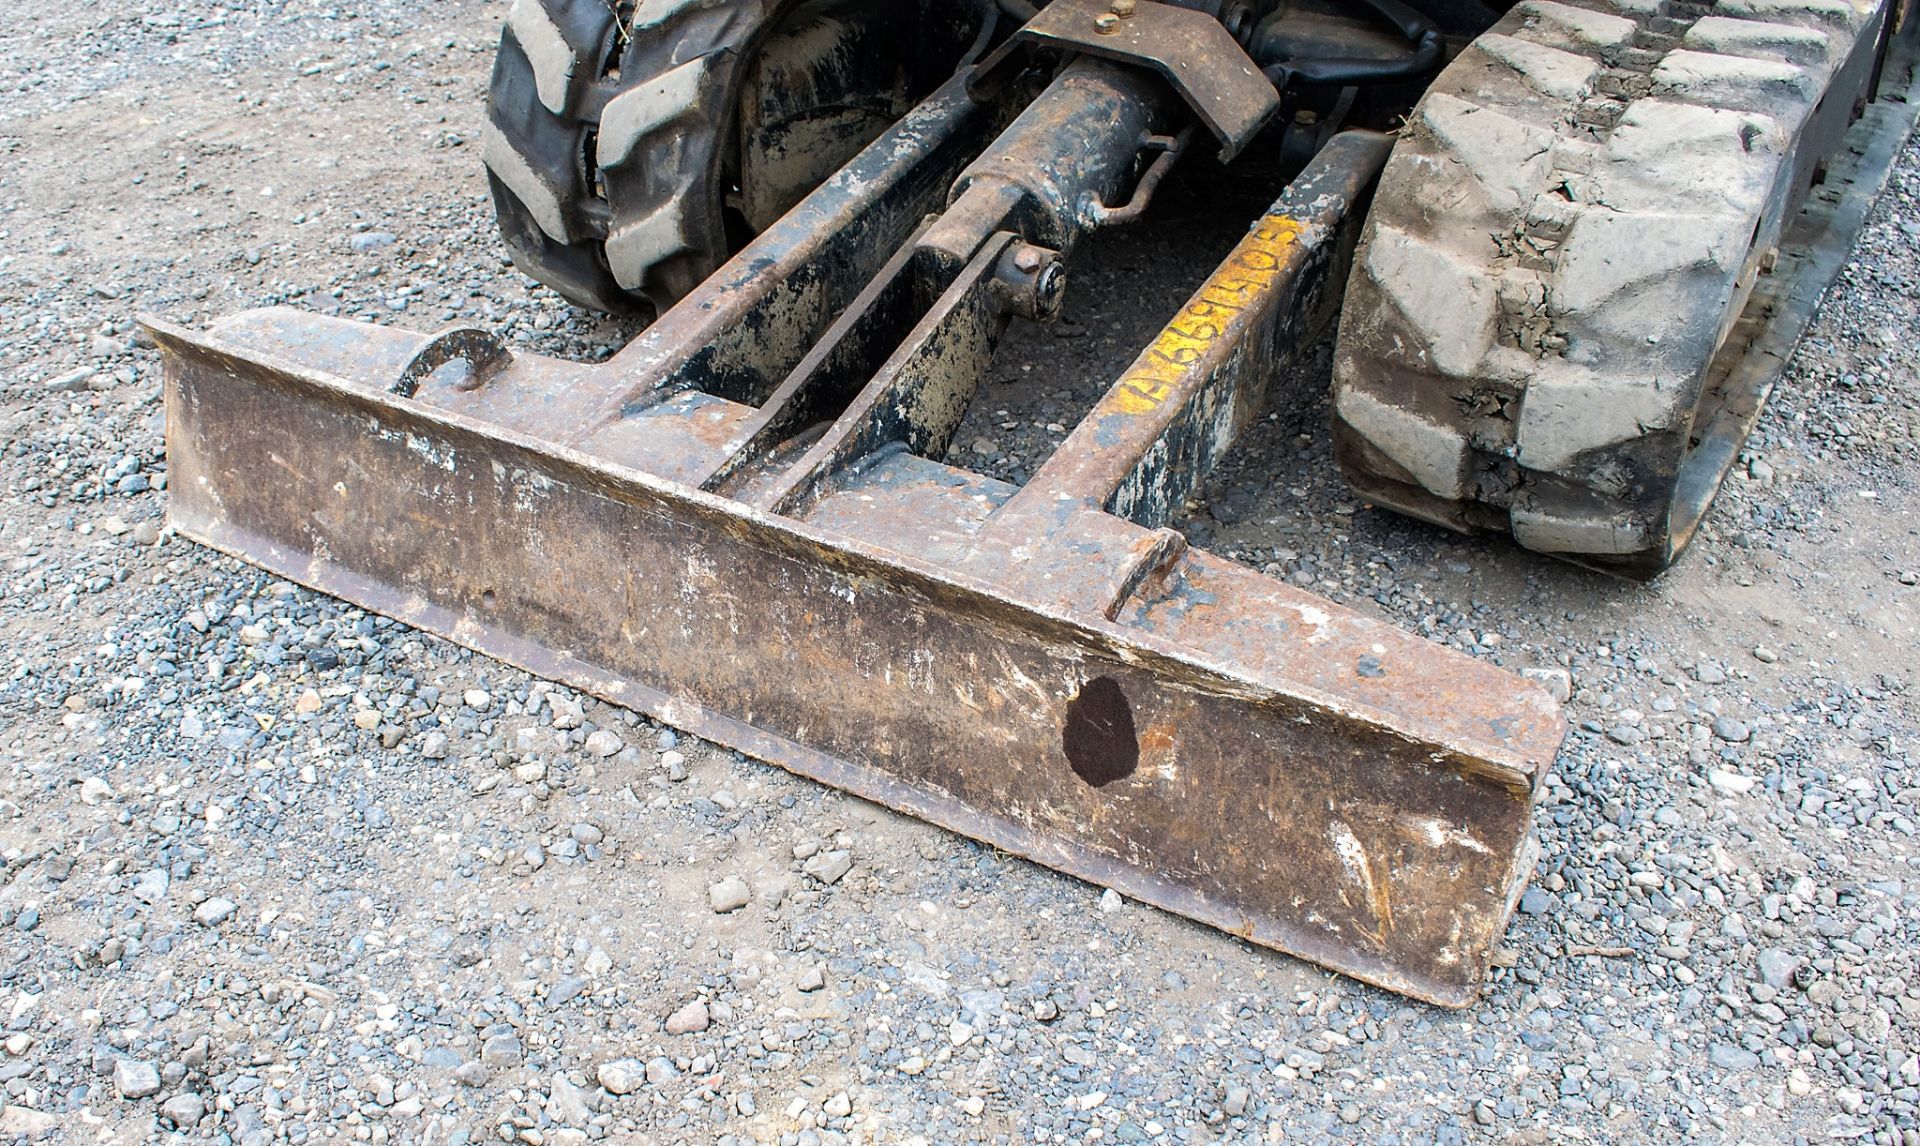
1258,0 -> 1443,88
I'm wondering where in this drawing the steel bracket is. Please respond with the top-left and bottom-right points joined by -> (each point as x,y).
999,0 -> 1281,160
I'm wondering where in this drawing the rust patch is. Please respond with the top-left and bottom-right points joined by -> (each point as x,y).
1138,720 -> 1177,760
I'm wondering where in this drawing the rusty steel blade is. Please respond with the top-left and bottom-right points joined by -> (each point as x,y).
143,120 -> 1563,1006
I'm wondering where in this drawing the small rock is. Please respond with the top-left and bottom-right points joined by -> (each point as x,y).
1522,667 -> 1573,703
1708,768 -> 1757,796
824,1092 -> 852,1119
548,1073 -> 593,1125
46,366 -> 97,392
585,730 -> 624,758
0,1106 -> 57,1134
547,976 -> 588,1008
131,868 -> 170,903
1709,1045 -> 1760,1072
350,231 -> 397,253
1751,646 -> 1778,664
549,697 -> 585,730
1518,887 -> 1553,915
797,965 -> 825,992
452,1060 -> 489,1087
193,898 -> 237,926
644,1056 -> 678,1085
596,1059 -> 647,1095
463,688 -> 491,710
79,776 -> 116,805
1757,949 -> 1800,991
1712,717 -> 1751,743
802,850 -> 853,885
570,822 -> 603,845
113,1059 -> 161,1099
1098,888 -> 1123,914
481,1035 -> 522,1067
664,999 -> 710,1035
1223,1084 -> 1251,1117
159,1092 -> 204,1127
421,732 -> 450,760
709,877 -> 751,913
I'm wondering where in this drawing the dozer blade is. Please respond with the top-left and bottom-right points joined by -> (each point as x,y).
143,77 -> 1563,1005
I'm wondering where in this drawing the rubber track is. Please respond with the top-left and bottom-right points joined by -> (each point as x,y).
484,0 -> 796,314
1331,0 -> 1883,570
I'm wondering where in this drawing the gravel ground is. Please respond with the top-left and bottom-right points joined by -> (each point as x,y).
3,3 -> 1920,1145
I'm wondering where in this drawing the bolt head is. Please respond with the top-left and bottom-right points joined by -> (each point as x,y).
1094,12 -> 1121,32
1034,264 -> 1067,320
1110,0 -> 1138,15
1012,246 -> 1045,273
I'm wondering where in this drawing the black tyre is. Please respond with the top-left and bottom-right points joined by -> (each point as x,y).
484,0 -> 811,315
484,0 -> 977,316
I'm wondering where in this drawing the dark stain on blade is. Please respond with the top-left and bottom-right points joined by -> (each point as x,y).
1062,675 -> 1139,787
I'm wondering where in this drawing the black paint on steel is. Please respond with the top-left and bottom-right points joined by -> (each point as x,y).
1063,677 -> 1141,787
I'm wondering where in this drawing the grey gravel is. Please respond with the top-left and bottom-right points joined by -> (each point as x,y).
0,5 -> 1917,1145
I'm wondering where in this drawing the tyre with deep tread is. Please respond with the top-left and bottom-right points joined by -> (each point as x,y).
1331,0 -> 1886,576
483,0 -> 803,315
